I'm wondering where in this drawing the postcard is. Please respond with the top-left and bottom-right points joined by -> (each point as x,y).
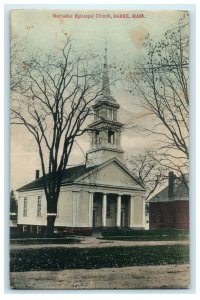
10,9 -> 189,289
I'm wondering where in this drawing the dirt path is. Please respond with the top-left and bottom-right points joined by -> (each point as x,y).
10,264 -> 190,289
10,236 -> 189,250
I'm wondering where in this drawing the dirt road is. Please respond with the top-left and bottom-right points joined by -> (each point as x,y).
10,264 -> 189,289
10,236 -> 189,250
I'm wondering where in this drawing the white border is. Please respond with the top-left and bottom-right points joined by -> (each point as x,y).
1,0 -> 199,299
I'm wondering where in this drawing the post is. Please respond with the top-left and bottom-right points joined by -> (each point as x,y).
142,196 -> 146,229
116,194 -> 121,227
129,195 -> 134,228
88,192 -> 94,227
72,191 -> 80,227
102,193 -> 107,227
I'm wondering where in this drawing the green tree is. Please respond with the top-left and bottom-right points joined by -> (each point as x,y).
10,190 -> 18,214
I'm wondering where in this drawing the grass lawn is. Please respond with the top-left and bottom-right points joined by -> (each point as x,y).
100,229 -> 189,241
10,245 -> 189,272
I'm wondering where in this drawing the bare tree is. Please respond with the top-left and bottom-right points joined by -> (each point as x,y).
127,13 -> 189,179
10,35 -> 27,91
11,38 -> 104,234
127,150 -> 168,201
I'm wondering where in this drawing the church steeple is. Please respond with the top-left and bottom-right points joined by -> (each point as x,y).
102,45 -> 111,97
98,45 -> 116,103
86,45 -> 124,167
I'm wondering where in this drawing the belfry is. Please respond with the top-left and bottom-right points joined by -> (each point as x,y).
86,47 -> 124,167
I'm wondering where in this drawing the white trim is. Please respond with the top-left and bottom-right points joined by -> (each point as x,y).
66,183 -> 145,192
72,191 -> 79,227
102,193 -> 107,227
18,189 -> 46,196
129,196 -> 134,228
142,197 -> 146,228
47,213 -> 57,216
87,147 -> 124,154
88,192 -> 94,227
116,194 -> 121,227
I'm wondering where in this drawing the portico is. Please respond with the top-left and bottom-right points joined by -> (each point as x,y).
89,191 -> 132,228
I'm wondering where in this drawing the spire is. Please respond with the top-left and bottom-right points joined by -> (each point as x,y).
102,44 -> 111,97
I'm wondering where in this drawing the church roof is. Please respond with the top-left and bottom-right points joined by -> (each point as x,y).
17,164 -> 97,192
17,158 -> 145,192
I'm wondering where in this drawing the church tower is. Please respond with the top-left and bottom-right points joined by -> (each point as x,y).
86,47 -> 124,167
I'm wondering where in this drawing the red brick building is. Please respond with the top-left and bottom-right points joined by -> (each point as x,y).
148,172 -> 189,229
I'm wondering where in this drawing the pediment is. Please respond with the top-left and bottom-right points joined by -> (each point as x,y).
75,159 -> 144,190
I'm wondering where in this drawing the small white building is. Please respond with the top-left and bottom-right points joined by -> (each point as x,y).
17,48 -> 146,234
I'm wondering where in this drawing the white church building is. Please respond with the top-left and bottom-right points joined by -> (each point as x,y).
17,48 -> 146,235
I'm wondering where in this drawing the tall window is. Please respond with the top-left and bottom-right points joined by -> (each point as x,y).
23,197 -> 28,217
95,130 -> 100,146
37,196 -> 42,217
107,108 -> 114,120
108,130 -> 115,144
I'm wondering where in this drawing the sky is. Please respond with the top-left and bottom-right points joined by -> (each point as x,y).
10,9 -> 186,190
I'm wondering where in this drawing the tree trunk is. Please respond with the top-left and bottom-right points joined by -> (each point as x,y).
46,215 -> 57,236
46,191 -> 58,236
